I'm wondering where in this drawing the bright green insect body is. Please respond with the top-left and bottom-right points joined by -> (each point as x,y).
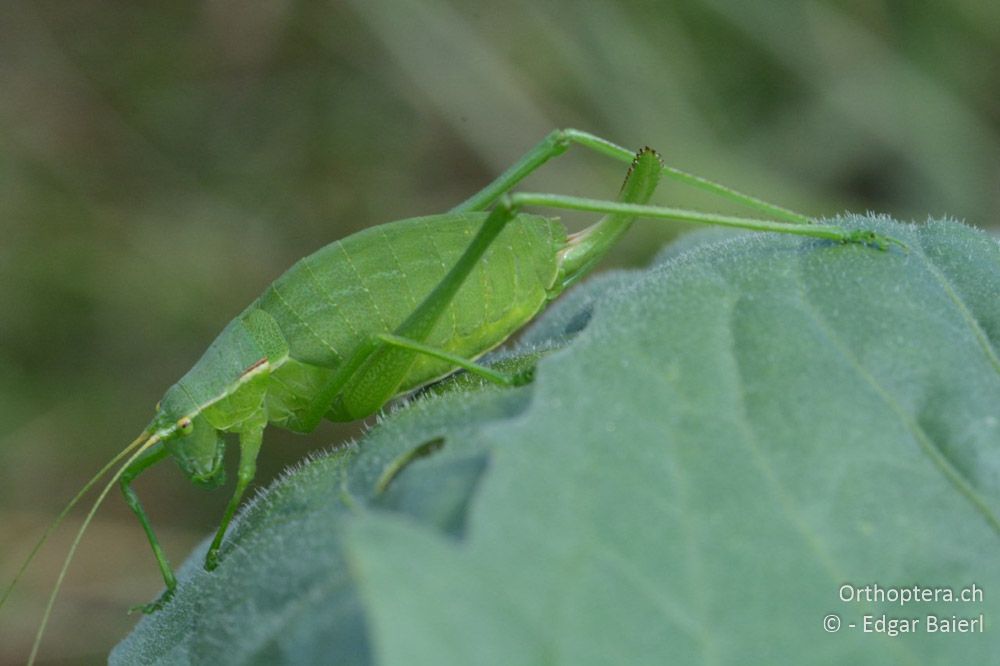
141,156 -> 655,593
5,129 -> 901,664
170,211 -> 566,439
145,211 -> 572,586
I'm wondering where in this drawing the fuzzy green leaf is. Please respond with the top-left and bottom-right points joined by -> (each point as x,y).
112,216 -> 1000,665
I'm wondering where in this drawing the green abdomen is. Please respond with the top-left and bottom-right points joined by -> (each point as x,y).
255,212 -> 565,423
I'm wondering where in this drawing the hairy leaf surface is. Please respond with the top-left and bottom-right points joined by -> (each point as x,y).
113,216 -> 1000,665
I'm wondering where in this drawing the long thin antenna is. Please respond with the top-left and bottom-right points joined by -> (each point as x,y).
27,433 -> 162,666
0,430 -> 151,611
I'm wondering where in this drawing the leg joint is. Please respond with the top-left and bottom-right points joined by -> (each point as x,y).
550,128 -> 572,150
497,193 -> 518,215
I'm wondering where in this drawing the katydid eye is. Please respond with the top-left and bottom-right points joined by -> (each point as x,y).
177,417 -> 194,434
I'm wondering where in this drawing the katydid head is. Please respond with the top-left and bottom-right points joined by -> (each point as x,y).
150,405 -> 226,488
166,415 -> 226,487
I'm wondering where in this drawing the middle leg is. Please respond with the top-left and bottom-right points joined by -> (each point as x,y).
204,420 -> 265,571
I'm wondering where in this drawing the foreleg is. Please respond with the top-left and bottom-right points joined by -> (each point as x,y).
119,442 -> 176,613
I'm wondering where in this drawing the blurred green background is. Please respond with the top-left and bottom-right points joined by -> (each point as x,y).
1,1 -> 997,662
